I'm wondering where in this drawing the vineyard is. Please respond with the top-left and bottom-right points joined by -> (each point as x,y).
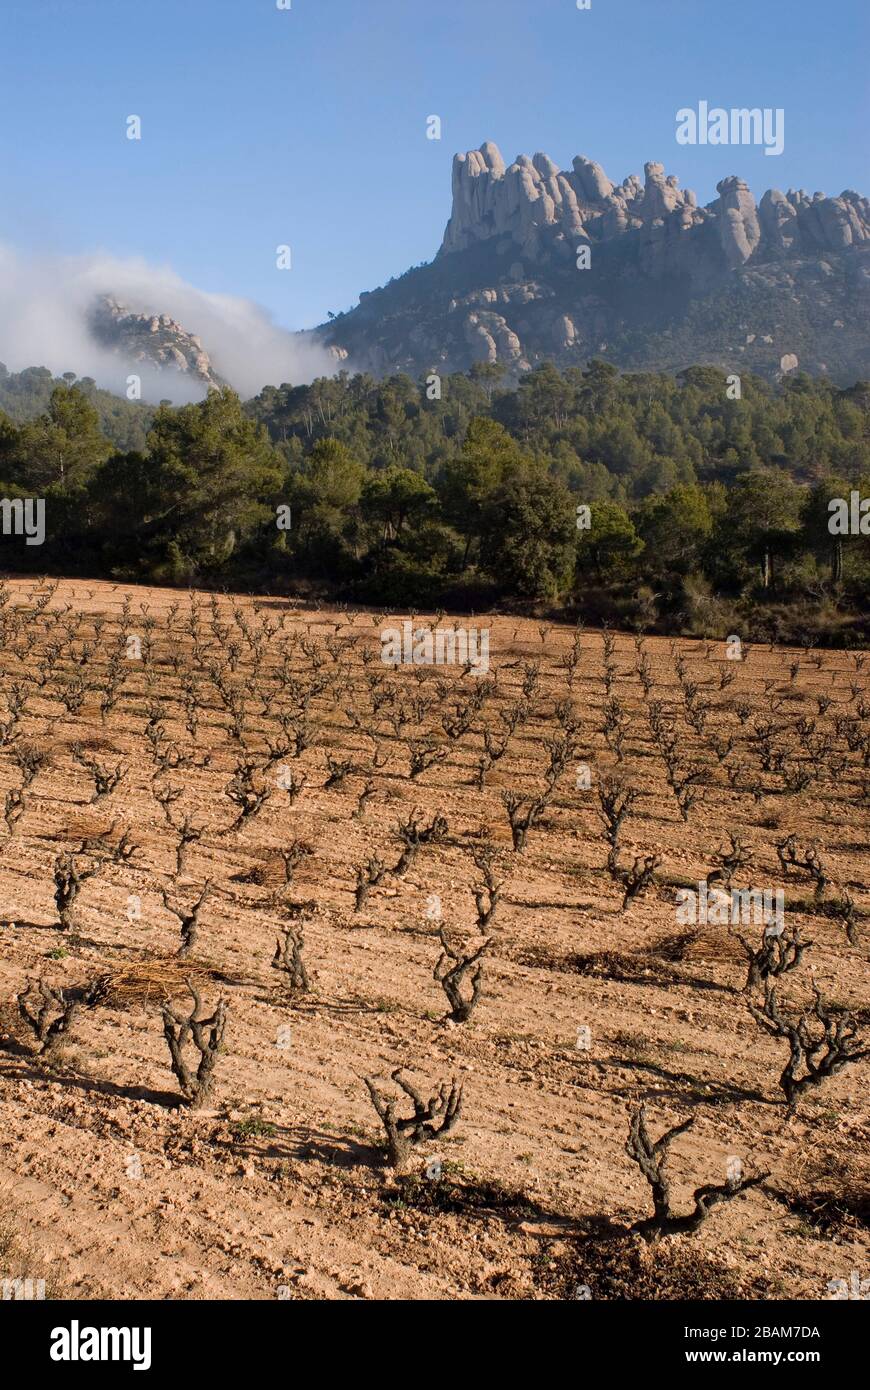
0,576 -> 867,1301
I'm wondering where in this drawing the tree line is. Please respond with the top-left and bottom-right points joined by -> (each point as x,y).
0,359 -> 868,642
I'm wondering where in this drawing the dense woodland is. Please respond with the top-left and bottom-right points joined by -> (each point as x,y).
0,359 -> 868,643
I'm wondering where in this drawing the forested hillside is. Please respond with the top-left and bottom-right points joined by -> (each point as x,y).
0,360 -> 868,643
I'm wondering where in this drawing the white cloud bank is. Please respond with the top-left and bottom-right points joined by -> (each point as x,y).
0,243 -> 336,402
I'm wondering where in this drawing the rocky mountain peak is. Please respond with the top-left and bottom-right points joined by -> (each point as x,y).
320,139 -> 870,386
439,140 -> 870,272
89,295 -> 226,389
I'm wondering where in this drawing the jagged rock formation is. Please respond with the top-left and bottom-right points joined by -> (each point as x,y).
441,143 -> 868,271
89,296 -> 226,388
320,142 -> 870,385
81,147 -> 870,391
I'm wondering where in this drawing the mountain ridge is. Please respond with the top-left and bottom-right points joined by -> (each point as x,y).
315,141 -> 870,385
81,143 -> 870,391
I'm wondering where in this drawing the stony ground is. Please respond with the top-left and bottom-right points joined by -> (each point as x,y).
0,577 -> 867,1301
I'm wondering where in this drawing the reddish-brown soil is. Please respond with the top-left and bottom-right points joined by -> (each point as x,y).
0,577 -> 867,1301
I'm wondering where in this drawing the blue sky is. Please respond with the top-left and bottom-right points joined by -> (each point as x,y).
1,0 -> 867,330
